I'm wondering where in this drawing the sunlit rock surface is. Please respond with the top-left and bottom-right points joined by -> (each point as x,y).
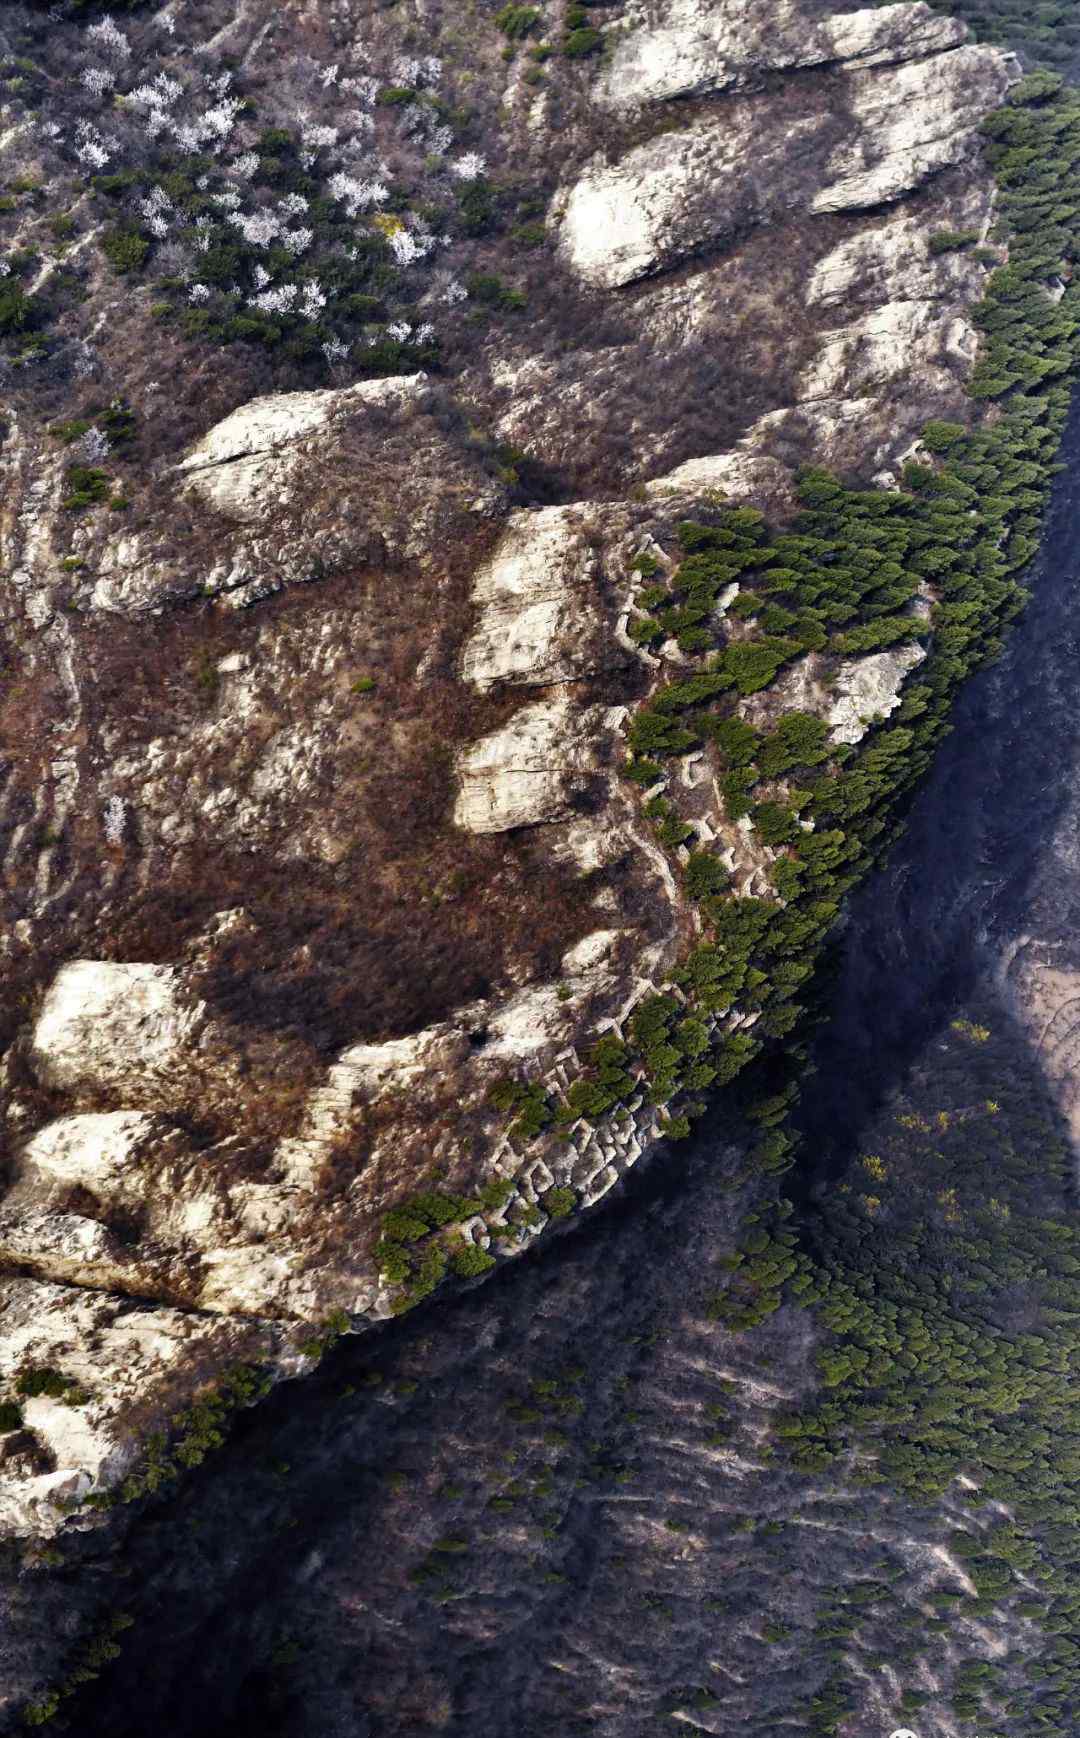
556,32 -> 1013,289
595,0 -> 967,112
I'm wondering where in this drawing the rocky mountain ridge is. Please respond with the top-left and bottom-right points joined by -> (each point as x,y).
0,0 -> 1024,1546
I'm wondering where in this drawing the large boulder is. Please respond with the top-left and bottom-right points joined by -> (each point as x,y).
453,696 -> 603,833
31,963 -> 205,1096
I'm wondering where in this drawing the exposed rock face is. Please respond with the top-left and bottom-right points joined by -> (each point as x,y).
0,0 -> 1017,1542
595,0 -> 966,113
0,1211 -> 144,1296
827,644 -> 929,744
460,507 -> 623,689
453,694 -> 605,832
798,299 -> 979,401
176,376 -> 428,523
806,190 -> 992,308
555,35 -> 1013,290
743,642 -> 928,745
19,1111 -> 162,1194
1000,947 -> 1080,1155
814,45 -> 1011,211
321,1030 -> 469,1104
645,447 -> 796,513
478,11 -> 1010,498
31,964 -> 206,1096
58,374 -> 486,614
0,1279 -> 275,1538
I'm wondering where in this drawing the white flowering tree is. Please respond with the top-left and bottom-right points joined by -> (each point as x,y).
1,0 -> 519,382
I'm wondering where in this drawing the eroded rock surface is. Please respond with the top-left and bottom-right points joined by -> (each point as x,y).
555,36 -> 1013,290
31,964 -> 206,1097
453,694 -> 605,832
460,507 -> 623,689
0,1279 -> 275,1538
176,375 -> 429,523
595,0 -> 967,113
828,644 -> 929,744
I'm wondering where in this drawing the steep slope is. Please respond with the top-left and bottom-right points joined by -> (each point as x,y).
32,308 -> 1080,1738
0,0 -> 1056,1567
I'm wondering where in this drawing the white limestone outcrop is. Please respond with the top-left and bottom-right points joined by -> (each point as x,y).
806,194 -> 993,308
827,643 -> 928,744
31,962 -> 206,1096
325,1027 -> 470,1106
595,0 -> 966,113
742,642 -> 927,745
812,45 -> 1017,213
453,695 -> 600,833
645,447 -> 796,514
19,1110 -> 162,1195
798,300 -> 979,401
460,507 -> 616,688
89,372 -> 477,613
0,1278 -> 274,1537
177,375 -> 427,522
555,42 -> 1013,289
0,1212 -> 137,1294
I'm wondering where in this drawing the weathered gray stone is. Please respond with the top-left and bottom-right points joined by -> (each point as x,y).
555,43 -> 1014,289
31,963 -> 206,1096
453,696 -> 602,833
595,1 -> 967,113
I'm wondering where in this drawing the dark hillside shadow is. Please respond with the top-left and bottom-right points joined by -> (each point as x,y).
798,388 -> 1080,1169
